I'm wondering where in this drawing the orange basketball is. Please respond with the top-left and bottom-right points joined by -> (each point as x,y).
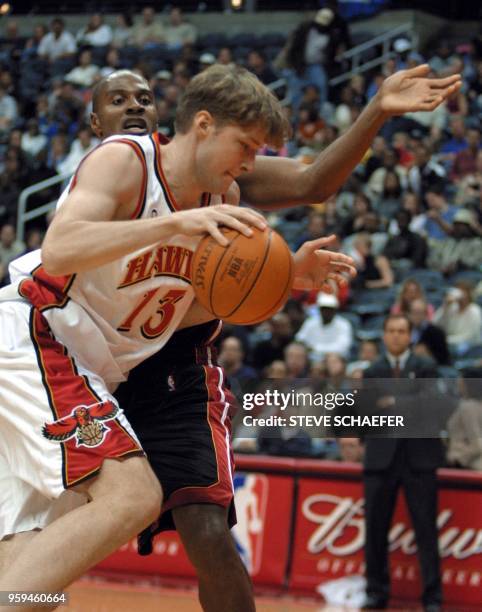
192,227 -> 294,325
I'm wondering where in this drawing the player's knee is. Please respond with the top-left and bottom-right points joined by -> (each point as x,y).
87,456 -> 162,528
176,506 -> 238,569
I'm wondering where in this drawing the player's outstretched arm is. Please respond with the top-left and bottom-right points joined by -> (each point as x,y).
291,235 -> 357,291
42,143 -> 266,276
238,65 -> 462,208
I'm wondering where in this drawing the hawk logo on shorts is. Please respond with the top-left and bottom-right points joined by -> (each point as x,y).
42,402 -> 119,448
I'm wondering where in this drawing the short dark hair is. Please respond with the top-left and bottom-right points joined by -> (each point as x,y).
383,314 -> 412,332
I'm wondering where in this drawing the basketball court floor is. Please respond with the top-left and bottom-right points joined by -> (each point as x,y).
65,577 -> 478,611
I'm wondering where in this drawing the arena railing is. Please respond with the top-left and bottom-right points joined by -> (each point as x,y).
16,172 -> 72,242
329,22 -> 418,86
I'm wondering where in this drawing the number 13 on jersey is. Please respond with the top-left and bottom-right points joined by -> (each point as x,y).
117,289 -> 187,339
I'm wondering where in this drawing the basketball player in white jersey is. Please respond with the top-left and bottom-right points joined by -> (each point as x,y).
0,65 -> 357,603
0,63 -> 460,608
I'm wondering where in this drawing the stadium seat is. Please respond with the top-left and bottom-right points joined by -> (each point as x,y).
399,268 -> 445,291
355,314 -> 386,341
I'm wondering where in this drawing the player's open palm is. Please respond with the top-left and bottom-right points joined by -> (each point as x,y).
172,204 -> 266,246
292,235 -> 356,291
379,64 -> 461,115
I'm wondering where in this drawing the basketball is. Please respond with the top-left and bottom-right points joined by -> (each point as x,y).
192,227 -> 294,325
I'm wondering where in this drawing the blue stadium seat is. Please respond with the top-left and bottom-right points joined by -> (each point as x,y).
259,32 -> 286,47
356,314 -> 386,341
399,269 -> 446,291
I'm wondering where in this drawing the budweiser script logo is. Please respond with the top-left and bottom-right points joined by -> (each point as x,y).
302,494 -> 482,560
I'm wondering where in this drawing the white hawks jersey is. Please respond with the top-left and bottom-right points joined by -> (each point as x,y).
7,132 -> 223,385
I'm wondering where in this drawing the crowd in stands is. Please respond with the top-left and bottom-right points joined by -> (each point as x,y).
0,4 -> 481,468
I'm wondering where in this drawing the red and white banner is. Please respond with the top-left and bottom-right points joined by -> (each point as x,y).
290,475 -> 482,605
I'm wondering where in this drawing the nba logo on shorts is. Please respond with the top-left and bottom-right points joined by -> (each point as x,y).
231,473 -> 268,575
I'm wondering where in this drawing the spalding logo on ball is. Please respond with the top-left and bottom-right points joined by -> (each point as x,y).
192,227 -> 293,325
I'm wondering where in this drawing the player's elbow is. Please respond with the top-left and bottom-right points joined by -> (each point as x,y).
41,242 -> 71,276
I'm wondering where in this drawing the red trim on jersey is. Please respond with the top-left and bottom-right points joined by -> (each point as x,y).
31,309 -> 143,489
68,139 -> 148,220
160,365 -> 235,513
19,266 -> 75,312
152,132 -> 210,211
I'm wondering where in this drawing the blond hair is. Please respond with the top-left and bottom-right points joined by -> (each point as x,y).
175,64 -> 290,148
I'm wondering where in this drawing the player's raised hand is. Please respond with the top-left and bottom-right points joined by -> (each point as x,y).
172,204 -> 267,246
292,235 -> 357,291
377,64 -> 462,115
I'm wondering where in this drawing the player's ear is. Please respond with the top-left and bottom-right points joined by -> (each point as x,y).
90,112 -> 103,139
194,111 -> 214,139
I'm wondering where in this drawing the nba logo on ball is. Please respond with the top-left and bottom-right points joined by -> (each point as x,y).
231,473 -> 268,575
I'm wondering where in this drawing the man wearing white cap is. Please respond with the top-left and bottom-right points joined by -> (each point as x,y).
295,291 -> 353,361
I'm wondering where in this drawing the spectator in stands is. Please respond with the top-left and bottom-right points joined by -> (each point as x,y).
246,50 -> 278,86
433,283 -> 482,349
409,298 -> 451,365
407,143 -> 446,200
252,312 -> 294,372
76,13 -> 113,48
349,233 -> 394,290
383,209 -> 427,268
424,183 -> 458,240
283,298 -> 306,335
38,17 -> 76,63
295,104 -> 325,149
0,150 -> 27,225
373,169 -> 404,223
358,340 -> 380,364
343,192 -> 372,236
392,279 -> 435,319
429,40 -> 453,74
427,208 -> 482,273
23,23 -> 48,58
337,437 -> 364,463
440,115 -> 467,159
21,119 -> 48,161
447,370 -> 482,471
323,353 -> 350,392
0,84 -> 18,136
131,7 -> 165,49
364,135 -> 387,180
57,126 -> 99,176
0,20 -> 24,66
455,149 -> 482,206
450,127 -> 481,182
362,314 -> 443,612
65,49 -> 100,89
100,48 -> 121,78
218,336 -> 258,398
164,6 -> 197,51
282,8 -> 340,109
284,341 -> 310,379
46,134 -> 68,173
294,212 -> 326,250
296,292 -> 353,361
216,47 -> 233,67
50,80 -> 85,133
367,147 -> 407,199
323,194 -> 344,236
111,13 -> 134,48
0,224 -> 25,271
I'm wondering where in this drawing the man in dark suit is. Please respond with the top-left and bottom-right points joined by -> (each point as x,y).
408,298 -> 451,365
362,314 -> 444,612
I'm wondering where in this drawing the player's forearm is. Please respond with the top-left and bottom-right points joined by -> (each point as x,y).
42,216 -> 178,276
299,95 -> 389,203
241,95 -> 389,209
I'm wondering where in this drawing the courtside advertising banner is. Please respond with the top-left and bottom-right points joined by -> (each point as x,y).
290,476 -> 482,605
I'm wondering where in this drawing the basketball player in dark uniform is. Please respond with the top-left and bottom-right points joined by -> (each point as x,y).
98,65 -> 461,612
